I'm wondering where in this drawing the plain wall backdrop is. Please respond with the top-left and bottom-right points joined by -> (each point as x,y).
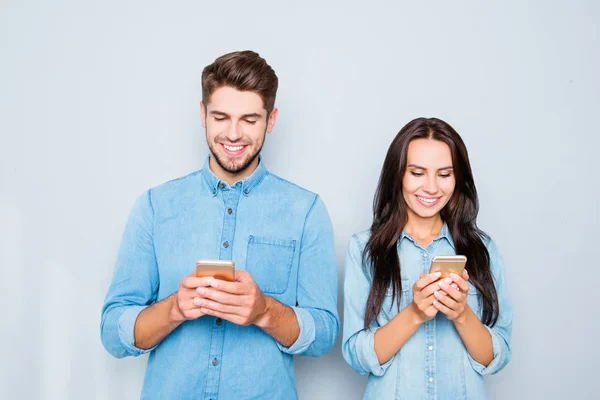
1,1 -> 599,399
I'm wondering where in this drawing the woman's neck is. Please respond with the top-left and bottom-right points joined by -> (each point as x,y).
404,213 -> 444,246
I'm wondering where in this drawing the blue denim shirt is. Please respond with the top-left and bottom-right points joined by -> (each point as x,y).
342,224 -> 512,400
101,157 -> 339,399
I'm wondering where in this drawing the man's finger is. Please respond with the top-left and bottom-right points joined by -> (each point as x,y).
196,287 -> 247,306
199,308 -> 248,326
234,270 -> 255,283
181,275 -> 215,289
193,297 -> 244,314
210,278 -> 249,295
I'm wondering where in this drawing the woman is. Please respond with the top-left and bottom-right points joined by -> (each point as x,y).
342,117 -> 512,399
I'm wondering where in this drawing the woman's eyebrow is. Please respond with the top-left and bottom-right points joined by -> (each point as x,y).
407,164 -> 453,170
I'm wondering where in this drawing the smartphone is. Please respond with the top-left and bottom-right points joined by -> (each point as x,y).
429,255 -> 467,279
196,260 -> 235,281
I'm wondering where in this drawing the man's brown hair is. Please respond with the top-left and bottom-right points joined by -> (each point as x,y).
201,50 -> 278,115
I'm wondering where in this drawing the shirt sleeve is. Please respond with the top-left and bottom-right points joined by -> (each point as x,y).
467,238 -> 513,375
341,235 -> 394,376
100,190 -> 160,358
277,195 -> 339,356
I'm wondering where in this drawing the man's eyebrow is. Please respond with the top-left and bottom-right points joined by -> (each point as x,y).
209,111 -> 263,119
240,113 -> 262,119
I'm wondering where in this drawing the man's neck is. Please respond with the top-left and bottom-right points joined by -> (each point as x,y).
209,156 -> 259,186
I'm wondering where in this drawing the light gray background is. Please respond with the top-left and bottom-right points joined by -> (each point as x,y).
1,1 -> 598,399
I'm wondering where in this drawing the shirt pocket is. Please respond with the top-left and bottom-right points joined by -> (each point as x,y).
245,235 -> 296,295
380,277 -> 411,321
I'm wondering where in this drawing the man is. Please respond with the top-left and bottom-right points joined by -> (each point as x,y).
101,50 -> 339,399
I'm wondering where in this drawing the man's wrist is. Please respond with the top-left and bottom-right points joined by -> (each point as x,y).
168,293 -> 186,324
254,296 -> 275,330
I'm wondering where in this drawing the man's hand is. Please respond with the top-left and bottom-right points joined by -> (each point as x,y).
133,271 -> 215,350
171,272 -> 217,323
192,270 -> 270,327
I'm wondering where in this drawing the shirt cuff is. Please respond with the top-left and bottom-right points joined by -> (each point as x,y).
467,324 -> 503,375
118,305 -> 155,356
357,327 -> 394,376
277,307 -> 315,354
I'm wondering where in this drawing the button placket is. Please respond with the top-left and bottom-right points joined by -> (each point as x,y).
204,183 -> 241,399
424,318 -> 437,398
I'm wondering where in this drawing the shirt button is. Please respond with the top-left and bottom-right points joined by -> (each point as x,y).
219,183 -> 225,189
212,358 -> 219,366
422,253 -> 428,258
227,208 -> 233,214
244,189 -> 249,195
212,189 -> 216,195
428,346 -> 433,351
223,241 -> 229,248
216,318 -> 222,326
429,377 -> 434,382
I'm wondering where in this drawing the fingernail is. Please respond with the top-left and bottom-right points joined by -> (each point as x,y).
432,272 -> 442,279
438,278 -> 451,288
450,273 -> 458,279
197,288 -> 205,295
193,298 -> 202,306
434,291 -> 443,299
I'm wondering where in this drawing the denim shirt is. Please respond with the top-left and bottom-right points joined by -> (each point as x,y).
101,157 -> 339,400
342,224 -> 513,400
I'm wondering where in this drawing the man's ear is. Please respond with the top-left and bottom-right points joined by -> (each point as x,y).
266,107 -> 278,133
200,101 -> 207,128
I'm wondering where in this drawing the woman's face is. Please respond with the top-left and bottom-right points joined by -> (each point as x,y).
402,138 -> 456,220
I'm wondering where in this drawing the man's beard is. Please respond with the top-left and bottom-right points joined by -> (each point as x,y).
207,134 -> 265,174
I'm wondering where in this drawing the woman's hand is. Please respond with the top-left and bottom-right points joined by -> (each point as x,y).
433,269 -> 470,324
411,271 -> 442,323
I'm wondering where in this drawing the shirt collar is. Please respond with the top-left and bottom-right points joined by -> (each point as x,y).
201,155 -> 268,197
400,221 -> 455,250
437,222 -> 455,249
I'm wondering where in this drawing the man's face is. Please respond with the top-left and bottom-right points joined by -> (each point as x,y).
201,86 -> 278,180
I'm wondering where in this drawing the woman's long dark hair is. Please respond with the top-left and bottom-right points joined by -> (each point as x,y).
363,117 -> 499,328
